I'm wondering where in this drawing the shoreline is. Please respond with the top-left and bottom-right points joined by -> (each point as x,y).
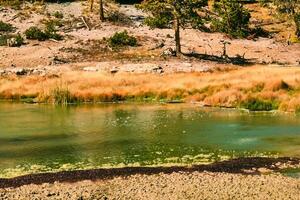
1,66 -> 300,112
0,97 -> 298,115
1,158 -> 300,200
1,157 -> 299,189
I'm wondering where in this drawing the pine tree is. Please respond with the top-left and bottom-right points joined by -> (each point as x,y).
212,0 -> 250,38
138,0 -> 208,56
273,0 -> 300,38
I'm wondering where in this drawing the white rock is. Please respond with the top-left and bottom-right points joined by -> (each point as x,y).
83,67 -> 98,72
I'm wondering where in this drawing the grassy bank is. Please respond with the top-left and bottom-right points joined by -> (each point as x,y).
0,66 -> 300,112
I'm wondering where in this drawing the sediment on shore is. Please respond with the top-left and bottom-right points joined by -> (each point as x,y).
1,171 -> 299,200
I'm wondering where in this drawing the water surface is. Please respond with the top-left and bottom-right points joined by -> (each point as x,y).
0,103 -> 300,178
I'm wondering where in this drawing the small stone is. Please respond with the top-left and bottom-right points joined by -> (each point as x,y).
83,67 -> 98,72
110,67 -> 119,74
257,168 -> 272,173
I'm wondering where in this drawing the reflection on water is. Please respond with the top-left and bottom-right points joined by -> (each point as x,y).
0,102 -> 300,178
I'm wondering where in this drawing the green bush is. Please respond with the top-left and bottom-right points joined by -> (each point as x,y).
241,98 -> 278,111
0,34 -> 24,47
9,33 -> 24,47
0,21 -> 14,32
24,25 -> 63,41
24,26 -> 48,41
108,31 -> 137,49
0,34 -> 11,46
44,20 -> 63,40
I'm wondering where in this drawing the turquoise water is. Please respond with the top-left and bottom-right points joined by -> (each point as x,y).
0,103 -> 300,178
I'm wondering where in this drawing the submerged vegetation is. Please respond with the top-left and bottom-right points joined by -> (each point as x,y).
240,98 -> 278,111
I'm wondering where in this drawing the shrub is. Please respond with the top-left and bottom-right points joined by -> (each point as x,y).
44,20 -> 63,40
108,31 -> 137,49
0,34 -> 10,46
0,34 -> 24,47
8,33 -> 24,47
0,21 -> 14,32
24,25 -> 63,41
241,98 -> 278,111
24,26 -> 48,41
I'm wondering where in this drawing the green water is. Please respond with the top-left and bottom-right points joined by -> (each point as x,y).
0,103 -> 300,178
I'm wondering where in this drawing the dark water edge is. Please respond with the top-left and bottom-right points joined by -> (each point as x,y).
0,157 -> 299,189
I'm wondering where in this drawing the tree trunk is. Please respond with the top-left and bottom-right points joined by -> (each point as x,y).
174,16 -> 181,56
90,0 -> 94,12
294,14 -> 300,38
99,0 -> 105,21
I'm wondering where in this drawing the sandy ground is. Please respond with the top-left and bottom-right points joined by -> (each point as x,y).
0,2 -> 300,71
0,171 -> 299,200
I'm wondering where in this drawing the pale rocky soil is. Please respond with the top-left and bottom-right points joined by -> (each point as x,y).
1,172 -> 300,200
0,2 -> 300,75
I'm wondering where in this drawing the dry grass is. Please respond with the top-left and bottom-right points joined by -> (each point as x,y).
1,66 -> 300,111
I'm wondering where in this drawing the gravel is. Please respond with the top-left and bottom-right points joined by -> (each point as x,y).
1,172 -> 299,200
